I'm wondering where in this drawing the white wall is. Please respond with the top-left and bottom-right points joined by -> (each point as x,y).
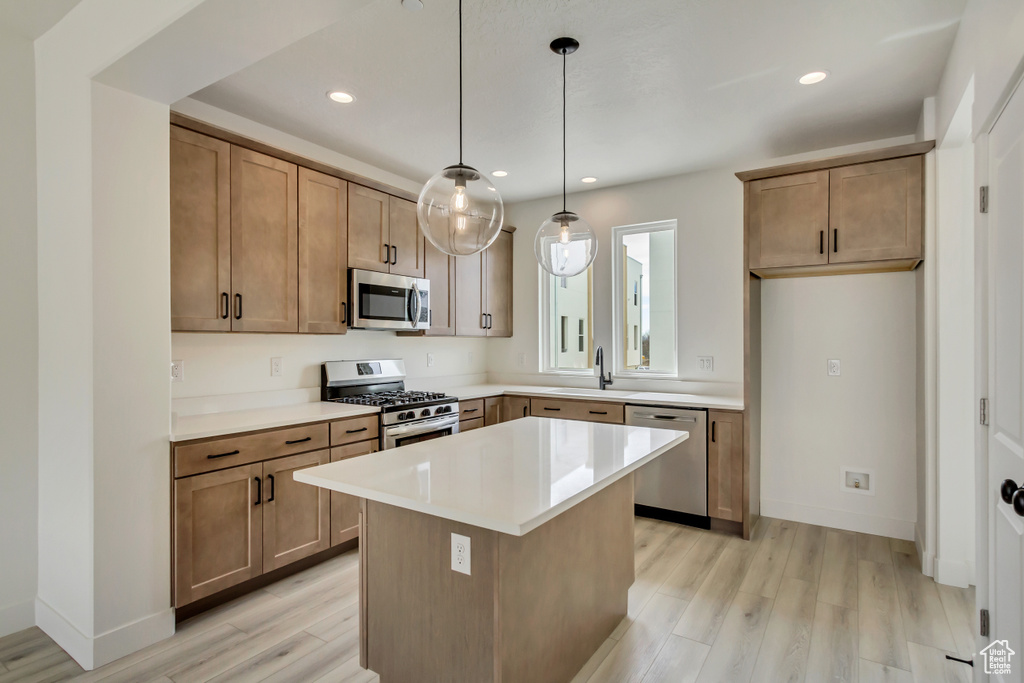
0,24 -> 39,638
761,274 -> 918,539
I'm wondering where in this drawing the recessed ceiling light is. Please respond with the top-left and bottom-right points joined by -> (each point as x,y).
327,91 -> 355,103
798,71 -> 829,85
492,170 -> 508,177
581,177 -> 597,183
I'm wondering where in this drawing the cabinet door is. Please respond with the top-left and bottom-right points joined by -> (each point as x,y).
262,450 -> 331,572
174,463 -> 263,607
828,156 -> 923,263
484,397 -> 502,426
388,197 -> 425,278
454,253 -> 486,336
423,239 -> 455,336
460,417 -> 484,432
230,146 -> 298,332
708,411 -> 743,523
298,168 -> 348,334
502,396 -> 531,422
331,440 -> 378,546
348,184 -> 390,272
748,171 -> 829,269
485,230 -> 513,337
170,127 -> 231,332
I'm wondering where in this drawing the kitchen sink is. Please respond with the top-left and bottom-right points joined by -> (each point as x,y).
541,387 -> 633,398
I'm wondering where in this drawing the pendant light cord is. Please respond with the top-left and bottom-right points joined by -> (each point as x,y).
458,0 -> 463,165
562,49 -> 567,213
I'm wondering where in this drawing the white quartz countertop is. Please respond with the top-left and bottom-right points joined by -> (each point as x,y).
445,383 -> 744,411
171,402 -> 379,442
294,417 -> 688,536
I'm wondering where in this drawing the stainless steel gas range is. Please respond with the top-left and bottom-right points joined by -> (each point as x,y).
320,359 -> 459,449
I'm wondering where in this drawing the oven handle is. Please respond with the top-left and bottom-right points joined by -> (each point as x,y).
385,414 -> 460,437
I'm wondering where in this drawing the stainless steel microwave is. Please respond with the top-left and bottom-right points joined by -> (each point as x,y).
349,269 -> 430,331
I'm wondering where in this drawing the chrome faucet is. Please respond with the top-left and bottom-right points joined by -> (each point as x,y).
595,346 -> 613,390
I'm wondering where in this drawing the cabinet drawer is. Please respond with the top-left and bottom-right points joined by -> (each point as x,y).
530,398 -> 625,424
459,399 -> 484,420
174,423 -> 329,478
330,415 -> 380,447
460,417 -> 485,432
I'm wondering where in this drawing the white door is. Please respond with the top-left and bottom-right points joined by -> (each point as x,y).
986,74 -> 1024,683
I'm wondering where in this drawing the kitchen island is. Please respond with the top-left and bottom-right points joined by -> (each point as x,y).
294,416 -> 688,683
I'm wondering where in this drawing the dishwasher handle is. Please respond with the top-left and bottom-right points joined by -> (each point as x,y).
631,413 -> 697,423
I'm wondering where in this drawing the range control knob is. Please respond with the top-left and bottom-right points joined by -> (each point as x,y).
421,409 -> 431,417
398,411 -> 411,420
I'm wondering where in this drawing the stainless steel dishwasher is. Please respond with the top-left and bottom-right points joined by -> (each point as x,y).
626,405 -> 708,525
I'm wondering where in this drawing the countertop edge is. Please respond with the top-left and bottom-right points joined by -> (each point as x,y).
449,385 -> 745,410
170,405 -> 381,443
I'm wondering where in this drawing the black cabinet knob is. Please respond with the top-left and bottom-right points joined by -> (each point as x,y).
1014,489 -> 1024,518
1001,479 -> 1019,504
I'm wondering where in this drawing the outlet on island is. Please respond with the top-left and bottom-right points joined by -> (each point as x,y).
451,532 -> 471,575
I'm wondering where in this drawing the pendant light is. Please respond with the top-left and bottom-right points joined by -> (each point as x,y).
417,0 -> 504,257
534,37 -> 597,278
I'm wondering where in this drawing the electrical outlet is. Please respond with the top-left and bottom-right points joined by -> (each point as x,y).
170,360 -> 184,383
697,356 -> 714,372
451,532 -> 471,575
827,359 -> 841,376
427,352 -> 435,368
271,357 -> 283,377
518,352 -> 526,367
841,466 -> 874,496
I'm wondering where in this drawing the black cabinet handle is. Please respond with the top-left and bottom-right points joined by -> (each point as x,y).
267,474 -> 275,503
544,407 -> 561,411
383,243 -> 390,263
833,229 -> 838,252
391,245 -> 398,265
207,449 -> 240,460
487,314 -> 493,329
819,231 -> 824,255
1001,479 -> 1018,504
285,437 -> 311,445
254,476 -> 262,506
341,301 -> 347,324
234,293 -> 242,320
346,427 -> 368,434
481,313 -> 487,329
711,421 -> 716,443
463,408 -> 479,413
589,410 -> 608,415
221,292 -> 229,319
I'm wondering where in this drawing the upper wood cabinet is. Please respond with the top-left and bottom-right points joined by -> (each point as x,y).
170,127 -> 231,332
348,187 -> 424,277
708,411 -> 743,523
740,143 -> 929,277
298,168 -> 348,334
747,171 -> 829,270
485,230 -> 513,337
230,146 -> 299,332
455,252 -> 486,337
828,156 -> 922,264
423,239 -> 455,336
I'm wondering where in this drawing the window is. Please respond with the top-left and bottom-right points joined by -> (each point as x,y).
541,267 -> 593,373
612,220 -> 677,376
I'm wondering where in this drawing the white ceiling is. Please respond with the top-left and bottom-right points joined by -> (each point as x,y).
189,0 -> 965,202
0,0 -> 81,39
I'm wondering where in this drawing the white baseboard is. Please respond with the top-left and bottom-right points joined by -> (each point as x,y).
935,557 -> 974,588
760,498 -> 915,540
36,597 -> 174,670
0,600 -> 34,638
915,524 -> 935,577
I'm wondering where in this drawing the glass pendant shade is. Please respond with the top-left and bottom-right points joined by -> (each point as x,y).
535,210 -> 597,277
418,164 -> 504,256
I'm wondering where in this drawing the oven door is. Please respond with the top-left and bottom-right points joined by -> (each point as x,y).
350,269 -> 430,331
383,414 -> 460,450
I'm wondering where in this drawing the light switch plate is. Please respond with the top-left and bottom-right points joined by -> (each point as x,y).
170,360 -> 184,383
827,359 -> 841,376
697,356 -> 714,372
451,532 -> 471,575
427,353 -> 435,368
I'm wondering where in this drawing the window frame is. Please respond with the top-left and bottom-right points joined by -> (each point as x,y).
539,265 -> 594,376
610,219 -> 679,379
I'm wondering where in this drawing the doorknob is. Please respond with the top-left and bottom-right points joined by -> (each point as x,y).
1001,479 -> 1019,504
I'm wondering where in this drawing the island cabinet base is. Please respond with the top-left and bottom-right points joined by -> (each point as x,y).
359,475 -> 636,683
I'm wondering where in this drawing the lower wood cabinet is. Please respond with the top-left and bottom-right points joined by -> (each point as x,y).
530,397 -> 625,425
484,397 -> 502,426
460,417 -> 484,432
330,439 -> 378,546
708,411 -> 744,523
262,450 -> 331,572
503,396 -> 531,422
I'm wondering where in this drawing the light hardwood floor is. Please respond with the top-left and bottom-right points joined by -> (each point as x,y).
0,517 -> 975,683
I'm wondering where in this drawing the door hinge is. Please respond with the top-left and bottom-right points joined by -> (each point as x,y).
981,398 -> 989,426
980,186 -> 989,213
981,608 -> 990,637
